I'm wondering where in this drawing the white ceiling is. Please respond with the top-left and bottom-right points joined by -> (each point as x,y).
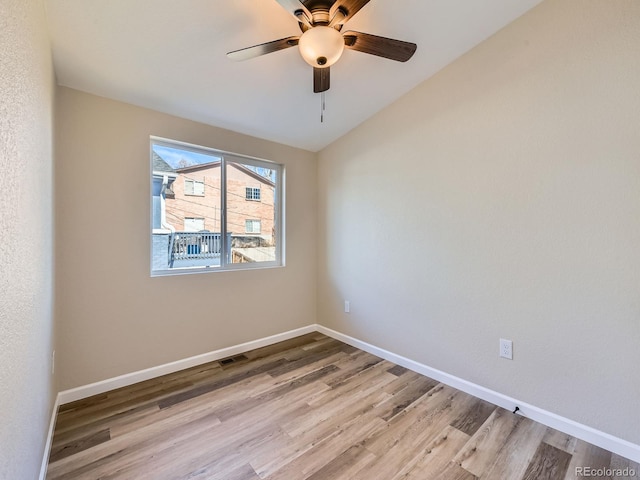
45,0 -> 542,152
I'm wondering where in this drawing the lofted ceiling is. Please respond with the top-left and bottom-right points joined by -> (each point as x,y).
45,0 -> 543,152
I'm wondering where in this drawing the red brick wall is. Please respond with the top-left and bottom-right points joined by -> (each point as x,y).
164,163 -> 275,243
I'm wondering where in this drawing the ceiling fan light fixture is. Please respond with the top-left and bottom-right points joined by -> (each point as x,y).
298,26 -> 345,68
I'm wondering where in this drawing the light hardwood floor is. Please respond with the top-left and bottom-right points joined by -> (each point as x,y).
46,333 -> 639,479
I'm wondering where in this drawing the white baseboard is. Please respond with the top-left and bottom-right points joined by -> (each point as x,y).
39,393 -> 60,480
42,323 -> 640,470
316,325 -> 640,464
57,325 -> 316,405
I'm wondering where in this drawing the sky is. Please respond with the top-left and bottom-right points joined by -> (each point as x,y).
153,144 -> 218,169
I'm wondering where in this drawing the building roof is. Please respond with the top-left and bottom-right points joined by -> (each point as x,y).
176,161 -> 275,187
152,152 -> 176,173
175,160 -> 220,173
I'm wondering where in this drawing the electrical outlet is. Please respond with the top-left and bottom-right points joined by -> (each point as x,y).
344,300 -> 350,314
499,339 -> 513,360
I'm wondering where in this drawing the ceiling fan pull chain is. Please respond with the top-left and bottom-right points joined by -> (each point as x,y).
321,91 -> 326,123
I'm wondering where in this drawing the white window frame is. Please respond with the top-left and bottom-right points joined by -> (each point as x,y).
245,187 -> 261,201
184,217 -> 205,232
245,219 -> 261,234
184,178 -> 205,196
150,136 -> 285,276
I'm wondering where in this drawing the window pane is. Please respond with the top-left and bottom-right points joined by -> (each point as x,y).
245,219 -> 261,234
184,217 -> 205,231
185,179 -> 194,195
227,161 -> 277,264
245,187 -> 261,201
151,143 -> 222,272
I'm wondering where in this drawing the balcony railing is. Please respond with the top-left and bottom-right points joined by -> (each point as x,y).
171,232 -> 231,262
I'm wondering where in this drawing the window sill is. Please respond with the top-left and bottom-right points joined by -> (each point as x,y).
151,262 -> 284,277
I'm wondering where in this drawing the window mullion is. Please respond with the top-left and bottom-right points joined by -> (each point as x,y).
220,156 -> 228,267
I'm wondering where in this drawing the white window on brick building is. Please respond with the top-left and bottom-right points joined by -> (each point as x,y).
184,217 -> 205,232
245,186 -> 261,201
245,219 -> 261,234
184,178 -> 205,196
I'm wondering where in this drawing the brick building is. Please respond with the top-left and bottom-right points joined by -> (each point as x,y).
165,160 -> 276,244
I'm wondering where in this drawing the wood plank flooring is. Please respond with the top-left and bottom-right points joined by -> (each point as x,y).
46,334 -> 639,479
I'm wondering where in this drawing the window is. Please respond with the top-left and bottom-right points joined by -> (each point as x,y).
184,178 -> 205,196
245,219 -> 261,234
150,137 -> 284,275
184,217 -> 205,232
245,187 -> 261,201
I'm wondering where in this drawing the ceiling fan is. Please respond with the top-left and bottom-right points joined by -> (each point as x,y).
227,0 -> 417,93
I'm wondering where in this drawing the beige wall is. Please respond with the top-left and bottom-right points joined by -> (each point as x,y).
318,0 -> 640,445
0,0 -> 56,477
55,87 -> 317,390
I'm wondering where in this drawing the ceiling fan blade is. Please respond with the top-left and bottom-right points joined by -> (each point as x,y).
329,0 -> 371,26
274,0 -> 313,27
313,67 -> 330,93
227,37 -> 299,62
342,31 -> 417,62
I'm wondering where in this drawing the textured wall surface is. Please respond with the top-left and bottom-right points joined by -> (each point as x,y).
0,0 -> 56,478
318,0 -> 640,444
55,87 -> 317,390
